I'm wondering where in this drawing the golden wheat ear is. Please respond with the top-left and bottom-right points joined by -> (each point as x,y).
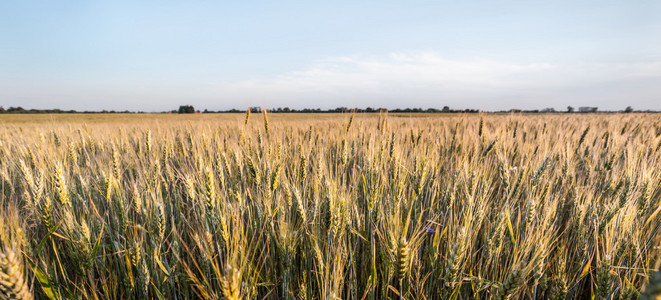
0,207 -> 32,300
0,248 -> 33,300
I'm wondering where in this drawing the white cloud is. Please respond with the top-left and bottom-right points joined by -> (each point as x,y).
215,52 -> 661,110
2,52 -> 659,111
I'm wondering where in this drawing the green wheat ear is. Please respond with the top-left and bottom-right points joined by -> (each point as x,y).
270,164 -> 281,193
495,264 -> 523,300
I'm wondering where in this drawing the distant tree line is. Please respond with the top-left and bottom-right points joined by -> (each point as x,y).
183,106 -> 480,114
0,105 -> 653,114
0,106 -> 141,114
177,105 -> 195,114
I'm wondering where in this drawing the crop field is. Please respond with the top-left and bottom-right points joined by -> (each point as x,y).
1,112 -> 661,299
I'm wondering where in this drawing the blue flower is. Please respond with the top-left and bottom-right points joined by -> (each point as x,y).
424,226 -> 436,234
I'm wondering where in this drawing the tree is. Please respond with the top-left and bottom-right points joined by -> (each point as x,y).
567,106 -> 574,113
625,106 -> 633,113
178,105 -> 195,114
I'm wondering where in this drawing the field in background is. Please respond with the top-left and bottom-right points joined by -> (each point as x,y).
1,112 -> 660,299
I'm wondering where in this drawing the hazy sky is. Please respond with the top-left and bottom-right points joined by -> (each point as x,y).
1,1 -> 660,111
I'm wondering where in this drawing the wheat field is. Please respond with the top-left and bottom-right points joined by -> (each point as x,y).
1,112 -> 660,299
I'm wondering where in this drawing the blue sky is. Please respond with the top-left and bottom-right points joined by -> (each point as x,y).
1,1 -> 660,111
